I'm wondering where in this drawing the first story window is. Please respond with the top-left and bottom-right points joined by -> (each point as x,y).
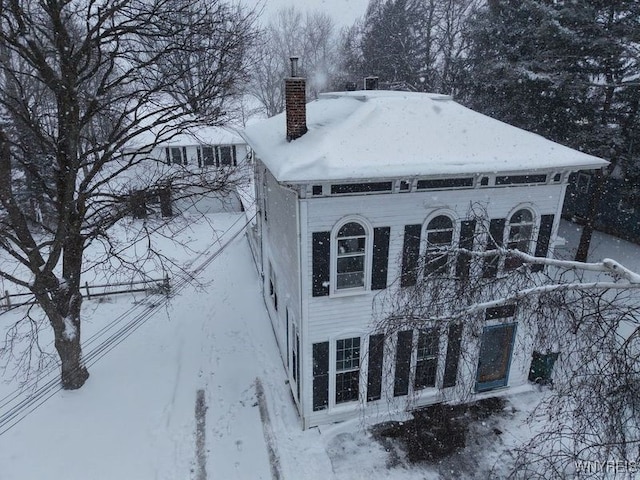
335,337 -> 360,404
414,330 -> 439,389
269,264 -> 278,311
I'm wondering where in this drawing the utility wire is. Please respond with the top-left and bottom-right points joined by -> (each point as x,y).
0,213 -> 255,436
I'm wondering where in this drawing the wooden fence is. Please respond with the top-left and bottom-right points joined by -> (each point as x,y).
1,276 -> 170,309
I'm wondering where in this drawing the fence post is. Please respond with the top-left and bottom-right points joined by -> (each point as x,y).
5,290 -> 10,307
85,281 -> 91,299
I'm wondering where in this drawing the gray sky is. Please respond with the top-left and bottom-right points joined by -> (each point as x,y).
245,0 -> 368,27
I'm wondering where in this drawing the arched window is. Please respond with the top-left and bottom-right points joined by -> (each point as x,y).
425,215 -> 454,275
336,221 -> 367,289
505,209 -> 535,270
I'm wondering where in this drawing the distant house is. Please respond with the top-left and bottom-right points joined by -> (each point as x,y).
127,125 -> 249,168
123,125 -> 250,216
242,63 -> 607,429
563,171 -> 640,243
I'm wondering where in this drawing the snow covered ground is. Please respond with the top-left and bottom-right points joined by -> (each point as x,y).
0,216 -> 638,479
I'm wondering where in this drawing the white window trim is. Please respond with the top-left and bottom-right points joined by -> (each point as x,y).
500,204 -> 539,272
329,216 -> 374,297
327,331 -> 366,410
421,210 -> 459,277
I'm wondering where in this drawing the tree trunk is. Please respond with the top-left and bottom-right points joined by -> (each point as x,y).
575,171 -> 604,262
54,317 -> 89,390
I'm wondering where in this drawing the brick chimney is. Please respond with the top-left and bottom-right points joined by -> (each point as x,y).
364,76 -> 379,90
285,57 -> 307,141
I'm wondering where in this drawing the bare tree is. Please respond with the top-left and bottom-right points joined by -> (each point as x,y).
249,7 -> 340,116
374,208 -> 640,477
0,0 -> 256,389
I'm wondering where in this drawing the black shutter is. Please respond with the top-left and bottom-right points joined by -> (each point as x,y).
531,214 -> 555,272
367,334 -> 384,401
456,220 -> 476,278
401,225 -> 422,287
393,330 -> 412,397
483,218 -> 506,278
312,342 -> 329,411
371,227 -> 391,290
442,323 -> 462,388
182,147 -> 187,165
197,147 -> 202,167
312,232 -> 330,296
232,145 -> 237,166
165,147 -> 170,165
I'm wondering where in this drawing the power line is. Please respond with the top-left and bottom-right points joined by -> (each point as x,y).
0,212 -> 255,436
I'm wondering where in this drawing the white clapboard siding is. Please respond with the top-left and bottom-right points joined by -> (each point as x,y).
261,167 -> 302,358
303,184 -> 564,341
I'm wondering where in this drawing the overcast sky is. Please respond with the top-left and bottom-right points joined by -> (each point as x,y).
244,0 -> 369,27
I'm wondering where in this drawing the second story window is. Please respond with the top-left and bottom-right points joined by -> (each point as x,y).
425,215 -> 454,275
505,209 -> 535,270
336,222 -> 367,290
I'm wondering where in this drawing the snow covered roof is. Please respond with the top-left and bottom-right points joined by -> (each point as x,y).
127,124 -> 245,151
241,90 -> 607,183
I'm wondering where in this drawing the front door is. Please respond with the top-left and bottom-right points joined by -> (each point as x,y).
476,324 -> 516,392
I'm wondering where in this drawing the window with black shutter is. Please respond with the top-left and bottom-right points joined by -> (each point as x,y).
442,323 -> 462,388
414,330 -> 438,389
456,220 -> 476,278
312,232 -> 330,296
312,342 -> 329,411
401,225 -> 421,287
367,334 -> 384,401
371,227 -> 390,290
483,218 -> 505,278
531,215 -> 555,272
393,330 -> 412,397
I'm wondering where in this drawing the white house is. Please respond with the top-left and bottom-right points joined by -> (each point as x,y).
241,68 -> 607,429
126,125 -> 249,168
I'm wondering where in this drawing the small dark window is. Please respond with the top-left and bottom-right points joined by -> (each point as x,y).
170,147 -> 183,165
269,264 -> 278,311
553,173 -> 561,182
495,174 -> 547,185
331,182 -> 393,195
218,146 -> 235,166
416,178 -> 474,190
480,177 -> 489,186
485,304 -> 516,320
399,180 -> 411,191
312,185 -> 323,196
577,173 -> 591,193
202,147 -> 215,166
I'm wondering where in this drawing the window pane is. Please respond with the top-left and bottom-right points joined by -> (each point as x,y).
170,147 -> 182,164
219,146 -> 233,166
336,370 -> 359,403
202,147 -> 215,165
415,358 -> 437,389
511,209 -> 533,224
338,222 -> 365,237
426,253 -> 448,274
427,215 -> 453,230
337,271 -> 365,289
427,230 -> 453,245
337,255 -> 364,273
338,237 -> 365,254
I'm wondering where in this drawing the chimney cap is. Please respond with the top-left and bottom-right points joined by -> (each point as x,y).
290,56 -> 300,77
